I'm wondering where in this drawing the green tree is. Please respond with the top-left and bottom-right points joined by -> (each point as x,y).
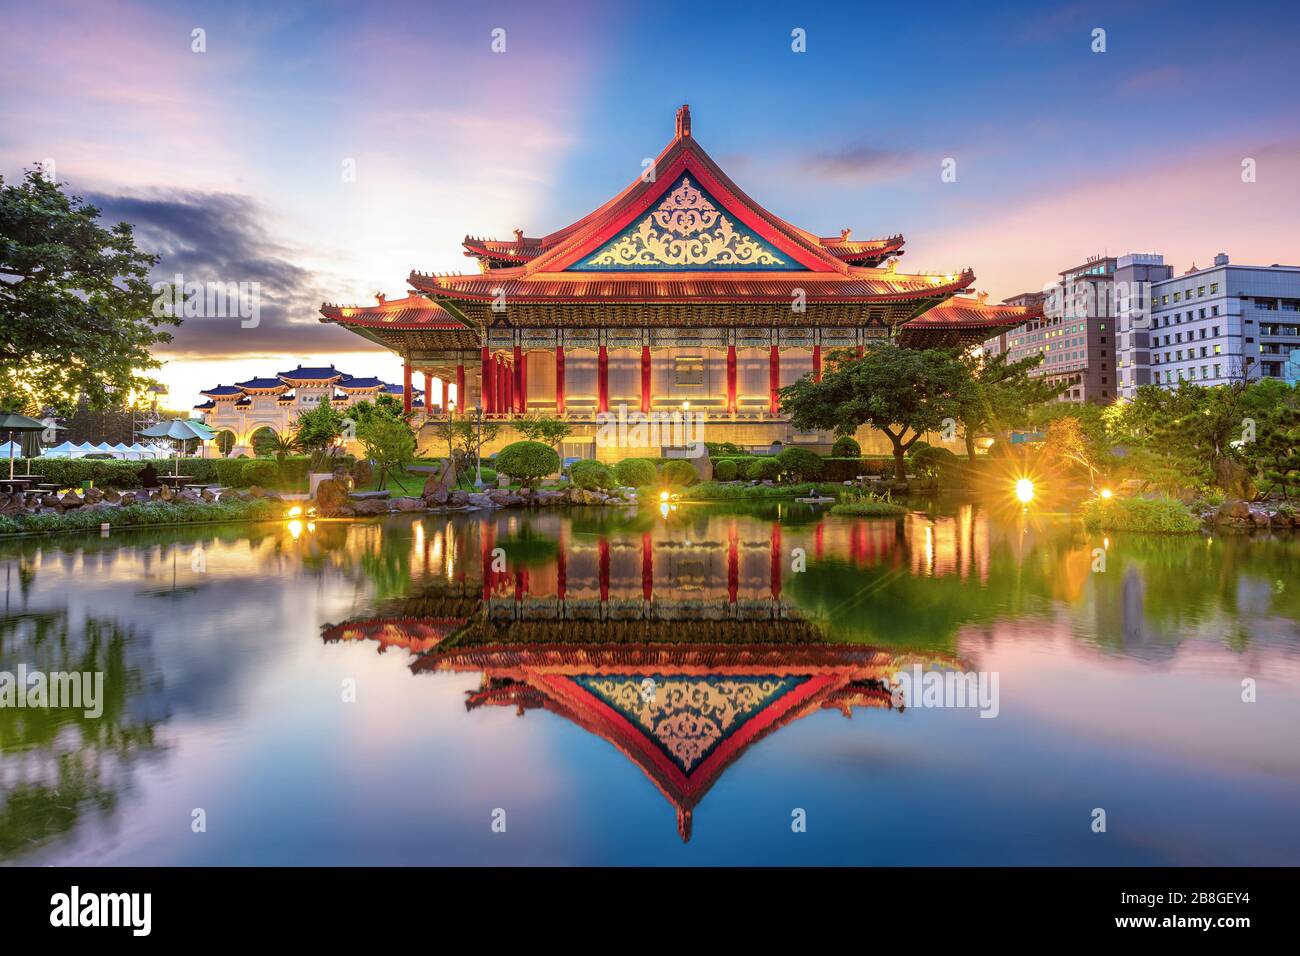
513,414 -> 573,448
357,416 -> 416,491
0,170 -> 179,412
780,343 -> 965,481
293,402 -> 346,471
428,417 -> 503,464
955,351 -> 1064,458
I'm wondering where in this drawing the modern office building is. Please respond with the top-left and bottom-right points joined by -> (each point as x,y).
1133,253 -> 1300,391
983,256 -> 1117,403
1114,253 -> 1174,399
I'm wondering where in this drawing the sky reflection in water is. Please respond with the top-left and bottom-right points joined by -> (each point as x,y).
1,501 -> 1297,865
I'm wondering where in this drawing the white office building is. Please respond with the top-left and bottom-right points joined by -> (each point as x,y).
1114,252 -> 1300,397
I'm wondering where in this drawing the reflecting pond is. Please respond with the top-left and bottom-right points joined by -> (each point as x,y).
2,501 -> 1298,865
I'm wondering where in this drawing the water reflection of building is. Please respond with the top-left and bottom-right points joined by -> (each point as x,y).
323,514 -> 963,840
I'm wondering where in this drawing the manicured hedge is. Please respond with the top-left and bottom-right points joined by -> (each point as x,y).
713,459 -> 738,481
831,436 -> 861,457
660,460 -> 699,486
776,447 -> 823,481
8,455 -> 322,490
0,499 -> 281,537
496,441 -> 561,486
570,459 -> 615,490
613,457 -> 657,488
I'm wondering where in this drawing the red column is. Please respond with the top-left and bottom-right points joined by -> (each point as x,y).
726,345 -> 737,415
768,346 -> 780,416
598,536 -> 610,602
402,363 -> 413,415
481,348 -> 493,414
423,371 -> 433,415
480,521 -> 495,600
813,345 -> 822,382
455,363 -> 465,410
770,522 -> 782,599
441,377 -> 449,412
641,532 -> 653,601
727,523 -> 739,604
857,345 -> 865,358
555,347 -> 566,415
597,345 -> 609,414
556,530 -> 567,600
520,351 -> 528,414
504,356 -> 513,415
640,346 -> 651,414
513,345 -> 524,415
496,356 -> 506,413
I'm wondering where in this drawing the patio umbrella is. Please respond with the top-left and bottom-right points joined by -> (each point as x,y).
0,412 -> 53,480
139,419 -> 215,475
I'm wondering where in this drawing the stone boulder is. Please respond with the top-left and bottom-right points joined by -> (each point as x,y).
200,487 -> 217,502
392,496 -> 426,512
119,492 -> 136,506
59,492 -> 84,510
424,486 -> 450,507
41,494 -> 61,509
447,490 -> 470,507
314,478 -> 350,516
352,498 -> 391,516
1269,510 -> 1295,528
248,485 -> 267,498
1249,509 -> 1271,528
1215,499 -> 1251,523
84,486 -> 104,504
104,489 -> 121,504
158,482 -> 174,502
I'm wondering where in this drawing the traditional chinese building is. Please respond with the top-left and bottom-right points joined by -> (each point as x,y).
322,516 -> 961,840
193,364 -> 422,454
321,106 -> 1035,460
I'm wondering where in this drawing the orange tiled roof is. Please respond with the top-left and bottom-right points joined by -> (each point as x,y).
418,105 -> 968,306
319,293 -> 467,329
910,294 -> 1043,330
410,268 -> 974,304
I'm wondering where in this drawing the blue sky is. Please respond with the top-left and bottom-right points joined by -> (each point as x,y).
3,0 -> 1299,407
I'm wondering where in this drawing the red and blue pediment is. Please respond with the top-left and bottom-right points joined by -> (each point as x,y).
565,173 -> 807,272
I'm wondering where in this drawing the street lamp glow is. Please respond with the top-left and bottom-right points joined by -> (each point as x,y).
1014,478 -> 1035,504
1099,488 -> 1113,500
659,490 -> 670,502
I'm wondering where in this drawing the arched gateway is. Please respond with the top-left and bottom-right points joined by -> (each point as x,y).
320,106 -> 1041,460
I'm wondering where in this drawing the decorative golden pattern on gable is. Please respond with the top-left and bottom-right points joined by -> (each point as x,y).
581,177 -> 787,270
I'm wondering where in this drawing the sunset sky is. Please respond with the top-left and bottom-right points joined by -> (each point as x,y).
3,0 -> 1299,410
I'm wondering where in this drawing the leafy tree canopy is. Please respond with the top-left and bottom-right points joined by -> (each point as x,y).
0,170 -> 178,413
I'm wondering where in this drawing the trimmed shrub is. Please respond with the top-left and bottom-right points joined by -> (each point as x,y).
908,445 -> 961,483
713,459 -> 738,481
570,459 -> 614,490
660,459 -> 699,486
614,457 -> 657,488
745,458 -> 781,481
776,447 -> 823,482
496,441 -> 560,487
675,480 -> 842,500
830,436 -> 861,457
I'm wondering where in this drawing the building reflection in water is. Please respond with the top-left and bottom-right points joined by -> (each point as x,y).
325,511 -> 963,840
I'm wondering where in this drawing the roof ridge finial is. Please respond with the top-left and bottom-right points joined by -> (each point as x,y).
675,103 -> 691,139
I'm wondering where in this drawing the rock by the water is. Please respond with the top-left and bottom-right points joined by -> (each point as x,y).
353,499 -> 391,516
393,496 -> 426,512
314,478 -> 349,516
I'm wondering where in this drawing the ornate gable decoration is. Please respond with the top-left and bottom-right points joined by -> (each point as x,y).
570,175 -> 802,272
572,674 -> 807,773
